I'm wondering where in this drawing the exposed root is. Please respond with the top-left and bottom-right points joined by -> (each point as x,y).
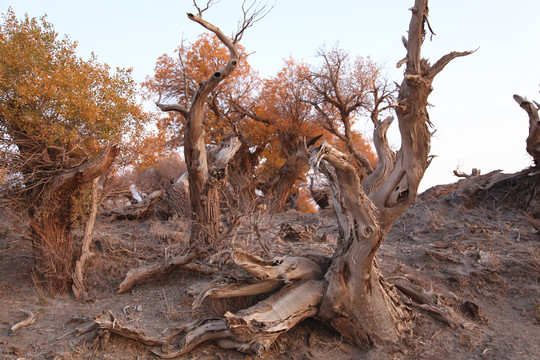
192,279 -> 283,309
94,311 -> 165,346
9,309 -> 36,334
118,249 -> 203,293
232,250 -> 323,282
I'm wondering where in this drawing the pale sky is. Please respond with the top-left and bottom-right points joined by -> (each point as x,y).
3,0 -> 540,191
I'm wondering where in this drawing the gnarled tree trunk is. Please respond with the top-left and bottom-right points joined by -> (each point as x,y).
157,13 -> 242,245
313,0 -> 472,345
30,145 -> 119,293
119,0 -> 473,356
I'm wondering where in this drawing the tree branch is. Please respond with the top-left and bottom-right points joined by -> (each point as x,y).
428,49 -> 476,80
155,102 -> 189,117
362,116 -> 396,194
45,144 -> 119,198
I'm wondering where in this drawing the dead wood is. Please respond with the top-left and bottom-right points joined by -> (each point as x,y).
72,177 -> 99,301
192,279 -> 283,309
94,311 -> 165,346
455,169 -> 533,208
9,309 -> 36,334
231,250 -> 324,282
118,250 -> 202,293
102,190 -> 163,220
390,277 -> 456,327
513,94 -> 540,166
309,176 -> 330,209
223,280 -> 325,354
278,223 -> 317,242
152,319 -> 232,358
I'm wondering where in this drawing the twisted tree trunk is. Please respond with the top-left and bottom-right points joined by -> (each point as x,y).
31,145 -> 119,293
157,13 -> 242,245
313,1 -> 473,345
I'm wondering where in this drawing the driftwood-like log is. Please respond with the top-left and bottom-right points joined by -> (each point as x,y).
231,250 -> 324,282
192,279 -> 283,309
72,177 -> 99,300
118,250 -> 200,293
103,190 -> 163,220
455,169 -> 516,208
95,311 -> 165,346
223,280 -> 325,354
9,309 -> 36,333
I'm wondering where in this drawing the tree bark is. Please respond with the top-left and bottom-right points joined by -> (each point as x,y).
271,155 -> 309,212
362,116 -> 396,195
109,0 -> 473,354
157,13 -> 241,245
72,176 -> 100,300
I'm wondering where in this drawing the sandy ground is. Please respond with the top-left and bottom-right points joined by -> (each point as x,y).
0,178 -> 538,359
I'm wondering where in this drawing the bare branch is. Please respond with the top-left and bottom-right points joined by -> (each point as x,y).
233,1 -> 273,44
428,48 -> 477,80
192,0 -> 220,17
155,102 -> 189,117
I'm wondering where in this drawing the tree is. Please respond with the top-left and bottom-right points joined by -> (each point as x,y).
143,32 -> 256,151
0,9 -> 146,293
150,0 -> 474,355
154,2 -> 269,245
305,46 -> 394,179
236,58 -> 326,211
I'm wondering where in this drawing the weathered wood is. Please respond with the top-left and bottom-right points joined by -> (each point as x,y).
192,279 -> 283,309
224,280 -> 325,354
513,94 -> 540,166
72,177 -> 100,300
118,251 -> 200,293
156,11 -> 243,244
310,0 -> 472,347
10,309 -> 36,333
95,311 -> 165,346
231,250 -> 324,282
102,190 -> 163,220
362,116 -> 396,195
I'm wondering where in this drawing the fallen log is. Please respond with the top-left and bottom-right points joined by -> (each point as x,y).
118,250 -> 201,293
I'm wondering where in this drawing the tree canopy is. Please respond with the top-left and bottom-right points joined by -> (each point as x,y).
0,9 -> 150,292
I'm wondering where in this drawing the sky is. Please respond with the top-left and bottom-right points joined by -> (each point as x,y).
2,0 -> 540,192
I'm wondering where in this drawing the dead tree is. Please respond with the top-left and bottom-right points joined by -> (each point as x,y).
110,0 -> 473,355
513,94 -> 540,166
156,4 -> 267,244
